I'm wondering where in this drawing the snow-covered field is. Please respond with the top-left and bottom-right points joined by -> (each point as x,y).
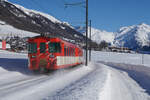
0,50 -> 150,100
92,51 -> 150,67
0,20 -> 38,39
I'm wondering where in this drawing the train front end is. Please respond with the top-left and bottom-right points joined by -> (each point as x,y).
27,37 -> 50,72
28,37 -> 62,72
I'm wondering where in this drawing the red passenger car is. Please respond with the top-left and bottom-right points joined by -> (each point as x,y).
28,36 -> 83,72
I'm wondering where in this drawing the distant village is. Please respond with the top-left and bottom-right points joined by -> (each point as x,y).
0,36 -> 134,54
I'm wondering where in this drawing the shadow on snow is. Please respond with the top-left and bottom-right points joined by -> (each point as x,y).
0,58 -> 32,75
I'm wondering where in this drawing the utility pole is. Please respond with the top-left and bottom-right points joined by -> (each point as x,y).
89,20 -> 91,62
85,0 -> 88,66
64,0 -> 88,66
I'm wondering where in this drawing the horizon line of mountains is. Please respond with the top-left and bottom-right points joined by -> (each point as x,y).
76,23 -> 150,51
1,0 -> 150,51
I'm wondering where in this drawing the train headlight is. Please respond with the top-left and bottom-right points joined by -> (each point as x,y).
32,55 -> 36,58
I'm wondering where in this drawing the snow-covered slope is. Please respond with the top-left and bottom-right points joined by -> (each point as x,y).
90,27 -> 115,44
115,23 -> 150,49
14,4 -> 61,24
0,20 -> 38,39
76,23 -> 150,50
0,0 -> 85,43
75,26 -> 115,44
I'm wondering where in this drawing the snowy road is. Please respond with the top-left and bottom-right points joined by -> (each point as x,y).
0,50 -> 150,100
100,66 -> 150,100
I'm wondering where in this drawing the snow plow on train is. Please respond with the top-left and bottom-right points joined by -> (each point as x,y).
28,36 -> 83,73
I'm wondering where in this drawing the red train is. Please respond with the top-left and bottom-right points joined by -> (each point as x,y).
28,36 -> 83,72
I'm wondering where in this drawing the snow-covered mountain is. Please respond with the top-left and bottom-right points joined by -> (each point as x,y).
76,23 -> 150,50
0,20 -> 38,39
75,26 -> 115,45
90,27 -> 115,45
115,23 -> 150,50
0,0 -> 86,43
1,1 -> 150,51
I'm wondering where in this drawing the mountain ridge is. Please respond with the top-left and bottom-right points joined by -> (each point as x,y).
115,23 -> 150,50
0,0 -> 86,44
75,26 -> 115,45
1,0 -> 150,51
75,23 -> 150,50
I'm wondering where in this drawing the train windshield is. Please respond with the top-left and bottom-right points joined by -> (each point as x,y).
49,42 -> 61,53
40,43 -> 46,53
28,43 -> 37,53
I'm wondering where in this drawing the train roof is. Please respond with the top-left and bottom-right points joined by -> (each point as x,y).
28,36 -> 82,50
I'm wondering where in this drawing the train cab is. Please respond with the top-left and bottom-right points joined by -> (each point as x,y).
28,36 -> 83,72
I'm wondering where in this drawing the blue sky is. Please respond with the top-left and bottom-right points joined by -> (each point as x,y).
8,0 -> 150,32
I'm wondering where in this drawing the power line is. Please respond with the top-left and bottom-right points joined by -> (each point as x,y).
63,1 -> 86,23
64,1 -> 85,8
64,0 -> 89,66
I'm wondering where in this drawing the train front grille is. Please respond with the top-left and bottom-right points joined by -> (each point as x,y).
39,59 -> 47,67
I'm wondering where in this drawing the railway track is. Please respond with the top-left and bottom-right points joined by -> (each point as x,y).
0,65 -> 83,98
0,75 -> 49,97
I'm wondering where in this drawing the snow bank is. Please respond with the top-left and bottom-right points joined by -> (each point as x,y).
103,62 -> 150,95
47,63 -> 108,100
0,20 -> 5,24
100,66 -> 150,100
0,21 -> 38,39
92,51 -> 150,67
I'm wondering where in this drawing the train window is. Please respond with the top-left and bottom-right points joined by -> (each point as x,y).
64,47 -> 67,56
71,48 -> 73,56
28,43 -> 37,53
72,48 -> 74,56
70,48 -> 72,56
74,48 -> 75,56
49,42 -> 61,53
68,48 -> 70,56
40,43 -> 46,53
69,48 -> 71,56
67,48 -> 68,56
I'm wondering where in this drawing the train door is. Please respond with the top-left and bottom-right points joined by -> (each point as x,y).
38,40 -> 48,71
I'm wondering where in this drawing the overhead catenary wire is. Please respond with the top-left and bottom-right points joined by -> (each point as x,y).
64,0 -> 89,66
64,1 -> 85,8
60,0 -> 85,28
